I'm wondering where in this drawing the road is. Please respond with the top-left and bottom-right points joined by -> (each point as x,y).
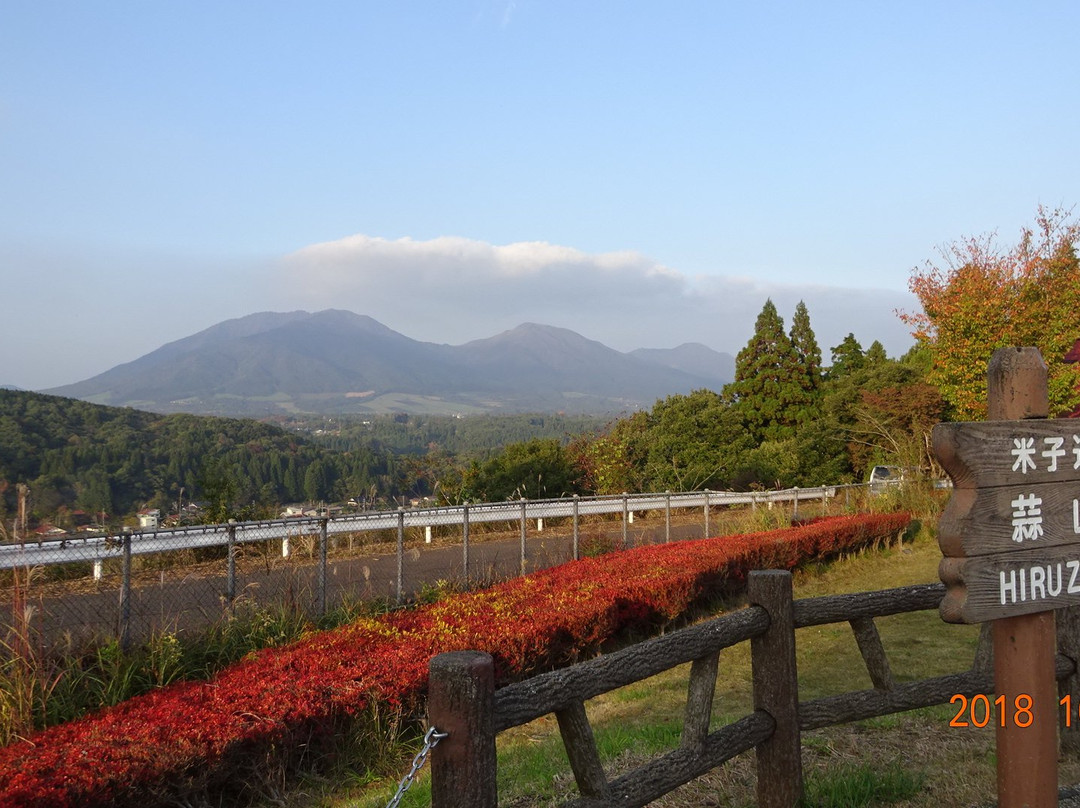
12,511 -> 721,650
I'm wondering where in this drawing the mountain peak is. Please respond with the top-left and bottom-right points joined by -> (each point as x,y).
44,311 -> 733,416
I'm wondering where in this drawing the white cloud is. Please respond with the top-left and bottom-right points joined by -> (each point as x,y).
279,233 -> 919,359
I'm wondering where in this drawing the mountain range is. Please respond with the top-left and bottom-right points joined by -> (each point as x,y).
45,310 -> 735,416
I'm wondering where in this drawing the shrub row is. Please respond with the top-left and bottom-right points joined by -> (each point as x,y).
0,512 -> 910,807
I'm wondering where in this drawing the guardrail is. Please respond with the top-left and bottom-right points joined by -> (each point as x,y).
0,486 -> 840,571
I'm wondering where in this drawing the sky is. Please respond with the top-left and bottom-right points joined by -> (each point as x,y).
2,1 -> 1078,390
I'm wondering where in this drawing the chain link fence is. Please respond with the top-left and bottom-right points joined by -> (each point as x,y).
0,485 -> 874,653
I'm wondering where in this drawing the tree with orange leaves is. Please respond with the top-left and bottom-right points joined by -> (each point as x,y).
901,206 -> 1080,420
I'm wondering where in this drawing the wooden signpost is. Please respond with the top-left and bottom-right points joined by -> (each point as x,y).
933,347 -> 1061,807
936,416 -> 1080,622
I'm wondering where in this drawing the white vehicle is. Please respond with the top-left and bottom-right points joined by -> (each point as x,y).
868,465 -> 904,495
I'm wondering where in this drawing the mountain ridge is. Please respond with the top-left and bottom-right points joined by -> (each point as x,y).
45,311 -> 735,416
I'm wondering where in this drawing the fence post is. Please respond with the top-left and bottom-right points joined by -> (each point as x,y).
622,493 -> 629,547
396,508 -> 405,605
318,518 -> 328,617
664,491 -> 671,543
462,503 -> 470,586
703,489 -> 710,538
429,650 -> 497,808
519,498 -> 527,576
226,520 -> 237,606
119,528 -> 132,651
572,495 -> 580,560
749,570 -> 802,808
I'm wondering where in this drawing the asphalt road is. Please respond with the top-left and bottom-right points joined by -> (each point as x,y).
12,512 -> 718,649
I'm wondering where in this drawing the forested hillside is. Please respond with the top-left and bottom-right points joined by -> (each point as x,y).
0,393 -> 606,530
0,391 -> 394,528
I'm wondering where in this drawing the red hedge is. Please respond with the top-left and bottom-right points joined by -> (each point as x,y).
0,513 -> 910,807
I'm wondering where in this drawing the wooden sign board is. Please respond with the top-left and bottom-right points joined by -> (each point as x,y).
934,417 -> 1080,623
933,420 -> 1080,490
937,481 -> 1080,557
940,544 -> 1080,623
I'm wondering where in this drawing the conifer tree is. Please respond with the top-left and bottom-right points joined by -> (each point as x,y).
730,299 -> 805,443
788,300 -> 822,425
828,333 -> 865,379
864,340 -> 888,365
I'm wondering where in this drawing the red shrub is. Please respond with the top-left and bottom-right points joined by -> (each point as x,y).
0,513 -> 909,807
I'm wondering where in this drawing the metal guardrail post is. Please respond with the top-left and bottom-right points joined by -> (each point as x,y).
226,520 -> 237,606
664,491 -> 671,543
119,528 -> 132,651
792,487 -> 799,521
396,508 -> 405,605
704,489 -> 710,538
572,495 -> 580,560
622,493 -> 628,547
519,498 -> 527,576
318,518 -> 328,617
462,503 -> 470,586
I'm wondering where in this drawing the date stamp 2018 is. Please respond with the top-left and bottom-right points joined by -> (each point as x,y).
948,693 -> 1080,728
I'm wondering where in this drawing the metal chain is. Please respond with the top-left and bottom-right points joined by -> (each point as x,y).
384,726 -> 448,808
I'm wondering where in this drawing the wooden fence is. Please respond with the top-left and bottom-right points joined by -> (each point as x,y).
427,570 -> 1080,807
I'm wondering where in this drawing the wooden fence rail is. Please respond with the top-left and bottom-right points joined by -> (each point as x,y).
428,570 -> 1080,807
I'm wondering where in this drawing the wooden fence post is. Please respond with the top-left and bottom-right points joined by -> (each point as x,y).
429,651 -> 497,808
749,570 -> 802,808
986,348 -> 1057,808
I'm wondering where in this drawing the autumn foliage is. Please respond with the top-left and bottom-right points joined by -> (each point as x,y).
902,206 -> 1080,420
0,513 -> 909,808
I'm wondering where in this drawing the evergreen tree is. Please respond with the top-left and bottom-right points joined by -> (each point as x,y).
729,299 -> 805,443
829,333 -> 865,378
303,460 -> 331,502
864,340 -> 888,365
788,300 -> 822,426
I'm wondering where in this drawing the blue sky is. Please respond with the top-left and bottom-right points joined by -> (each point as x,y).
3,2 -> 1078,389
